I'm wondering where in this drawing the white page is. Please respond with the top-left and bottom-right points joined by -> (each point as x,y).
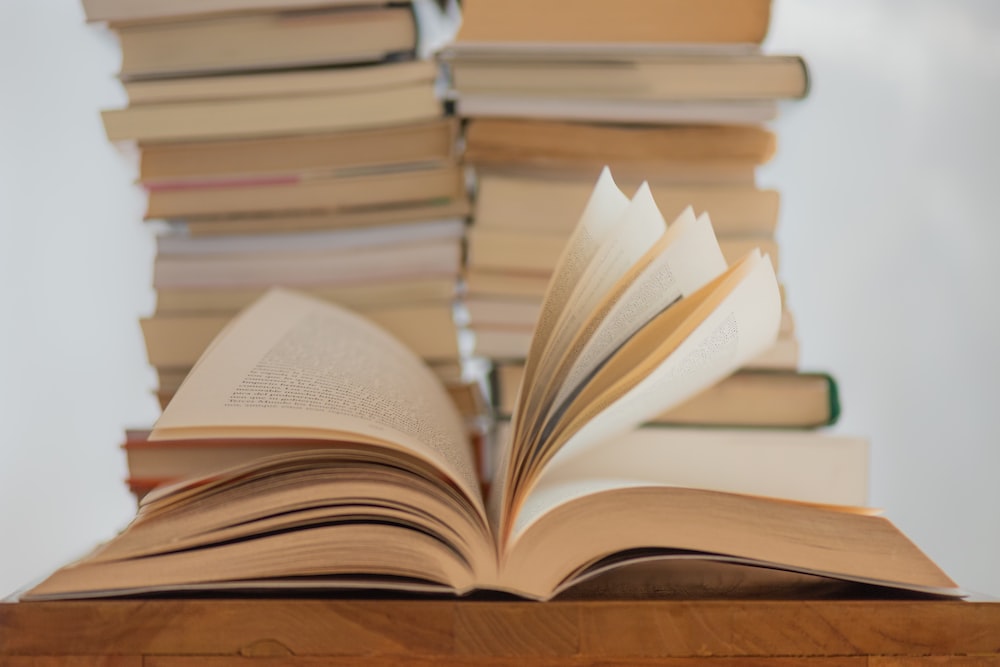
507,169 -> 628,437
533,183 -> 667,395
538,253 -> 782,482
153,289 -> 484,518
535,429 -> 869,508
496,167 -> 628,527
517,168 -> 628,393
548,212 -> 727,418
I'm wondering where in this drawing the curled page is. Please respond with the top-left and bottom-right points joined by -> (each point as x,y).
541,252 -> 782,479
499,168 -> 628,524
523,183 -> 668,453
152,289 -> 483,517
541,211 -> 728,441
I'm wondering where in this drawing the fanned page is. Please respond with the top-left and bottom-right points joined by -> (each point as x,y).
528,207 -> 728,455
152,288 -> 484,517
520,184 -> 668,458
507,248 -> 781,518
544,251 -> 782,473
495,167 -> 629,526
500,168 -> 782,529
534,184 -> 667,388
546,211 -> 726,425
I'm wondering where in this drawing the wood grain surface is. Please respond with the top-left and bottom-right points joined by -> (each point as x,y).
2,598 -> 998,665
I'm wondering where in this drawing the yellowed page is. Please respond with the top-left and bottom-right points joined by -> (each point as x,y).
512,259 -> 741,495
501,485 -> 958,600
513,168 -> 628,409
533,183 -> 667,401
496,167 -> 628,526
544,211 -> 728,432
151,289 -> 484,519
518,184 -> 669,453
537,253 -> 781,485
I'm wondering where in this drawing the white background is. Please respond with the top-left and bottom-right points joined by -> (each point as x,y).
1,0 -> 998,598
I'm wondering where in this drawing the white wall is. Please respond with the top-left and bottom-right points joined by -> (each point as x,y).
1,0 -> 998,598
763,0 -> 1000,597
0,0 -> 159,597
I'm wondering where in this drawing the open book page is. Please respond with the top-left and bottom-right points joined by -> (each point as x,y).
514,428 -> 872,536
513,168 -> 628,403
29,521 -> 479,600
151,288 -> 485,518
535,184 -> 666,379
500,484 -> 960,600
495,168 -> 629,527
26,444 -> 499,601
521,184 -> 668,452
109,449 -> 494,578
532,209 -> 728,450
516,250 -> 781,499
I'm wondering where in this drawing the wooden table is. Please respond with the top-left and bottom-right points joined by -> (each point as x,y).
2,596 -> 999,666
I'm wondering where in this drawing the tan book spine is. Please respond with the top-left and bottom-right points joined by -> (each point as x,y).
456,0 -> 773,44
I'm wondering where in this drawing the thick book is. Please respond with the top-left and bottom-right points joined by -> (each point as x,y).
467,227 -> 780,276
464,119 -> 776,174
82,0 -> 400,24
103,81 -> 441,144
138,116 -> 455,187
141,301 -> 464,367
116,5 -> 417,79
494,364 -> 840,429
152,237 -> 463,289
155,217 -> 466,258
445,50 -> 808,102
453,0 -> 773,46
173,198 -> 471,236
474,172 -> 780,237
144,163 -> 464,219
155,277 -> 460,315
151,218 -> 464,289
454,95 -> 779,125
25,169 -> 959,601
125,59 -> 438,106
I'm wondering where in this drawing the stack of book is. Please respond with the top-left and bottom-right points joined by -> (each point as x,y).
29,0 -> 960,603
443,0 -> 841,441
83,0 -> 482,497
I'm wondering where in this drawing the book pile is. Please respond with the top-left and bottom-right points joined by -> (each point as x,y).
28,0 -> 961,604
83,0 -> 482,498
442,0 -> 845,466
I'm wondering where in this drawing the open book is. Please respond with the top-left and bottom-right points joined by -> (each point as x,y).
26,169 -> 960,600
